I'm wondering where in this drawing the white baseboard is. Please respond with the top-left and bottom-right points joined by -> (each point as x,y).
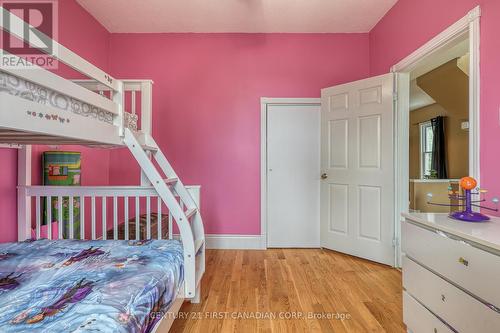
205,234 -> 266,250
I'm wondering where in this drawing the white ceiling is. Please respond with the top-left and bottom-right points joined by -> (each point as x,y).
76,0 -> 398,33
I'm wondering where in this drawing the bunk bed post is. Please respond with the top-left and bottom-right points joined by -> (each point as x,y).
17,146 -> 31,241
140,81 -> 153,186
113,81 -> 125,137
140,81 -> 153,136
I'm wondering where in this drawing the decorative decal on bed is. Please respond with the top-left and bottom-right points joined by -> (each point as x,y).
26,111 -> 71,124
1,70 -> 115,124
125,112 -> 139,132
104,74 -> 113,85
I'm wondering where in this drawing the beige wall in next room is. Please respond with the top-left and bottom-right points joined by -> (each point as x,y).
409,58 -> 469,180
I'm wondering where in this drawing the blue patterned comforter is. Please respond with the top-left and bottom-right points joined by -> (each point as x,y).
0,239 -> 184,332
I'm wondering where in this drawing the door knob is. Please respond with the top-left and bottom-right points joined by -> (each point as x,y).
321,173 -> 328,180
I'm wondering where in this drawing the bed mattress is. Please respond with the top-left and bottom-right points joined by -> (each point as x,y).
0,239 -> 184,332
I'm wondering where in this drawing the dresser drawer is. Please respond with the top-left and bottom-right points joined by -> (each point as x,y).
403,256 -> 500,332
402,219 -> 500,309
403,291 -> 454,333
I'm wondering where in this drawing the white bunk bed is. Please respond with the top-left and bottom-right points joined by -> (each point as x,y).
0,7 -> 204,333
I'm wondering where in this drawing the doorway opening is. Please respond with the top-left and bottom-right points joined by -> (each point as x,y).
408,37 -> 470,213
392,6 -> 480,266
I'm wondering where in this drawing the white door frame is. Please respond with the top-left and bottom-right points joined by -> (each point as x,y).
391,6 -> 481,266
260,97 -> 321,249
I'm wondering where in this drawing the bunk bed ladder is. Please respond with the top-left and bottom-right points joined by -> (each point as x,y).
123,128 -> 205,303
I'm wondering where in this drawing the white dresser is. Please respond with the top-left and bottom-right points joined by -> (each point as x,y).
402,212 -> 500,333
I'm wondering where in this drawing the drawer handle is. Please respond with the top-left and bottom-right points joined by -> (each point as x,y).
434,329 -> 438,333
458,257 -> 469,267
441,294 -> 446,302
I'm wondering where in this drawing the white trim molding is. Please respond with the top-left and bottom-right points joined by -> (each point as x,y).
260,98 -> 321,249
468,6 -> 481,188
261,97 -> 321,105
205,234 -> 265,250
391,6 -> 481,267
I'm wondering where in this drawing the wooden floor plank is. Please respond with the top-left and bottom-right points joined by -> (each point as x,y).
170,249 -> 404,333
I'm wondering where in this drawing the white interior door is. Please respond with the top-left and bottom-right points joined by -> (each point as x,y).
267,103 -> 320,248
320,74 -> 394,265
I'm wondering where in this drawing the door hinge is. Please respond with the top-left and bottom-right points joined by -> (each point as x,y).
392,237 -> 400,247
393,92 -> 398,102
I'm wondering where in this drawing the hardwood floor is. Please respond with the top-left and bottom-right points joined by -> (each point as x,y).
170,249 -> 404,333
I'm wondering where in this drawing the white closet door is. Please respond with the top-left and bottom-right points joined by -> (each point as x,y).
267,104 -> 320,248
320,73 -> 395,265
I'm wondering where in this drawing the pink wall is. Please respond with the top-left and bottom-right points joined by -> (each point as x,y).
0,0 -> 111,242
0,149 -> 18,242
107,33 -> 370,235
370,0 -> 500,215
